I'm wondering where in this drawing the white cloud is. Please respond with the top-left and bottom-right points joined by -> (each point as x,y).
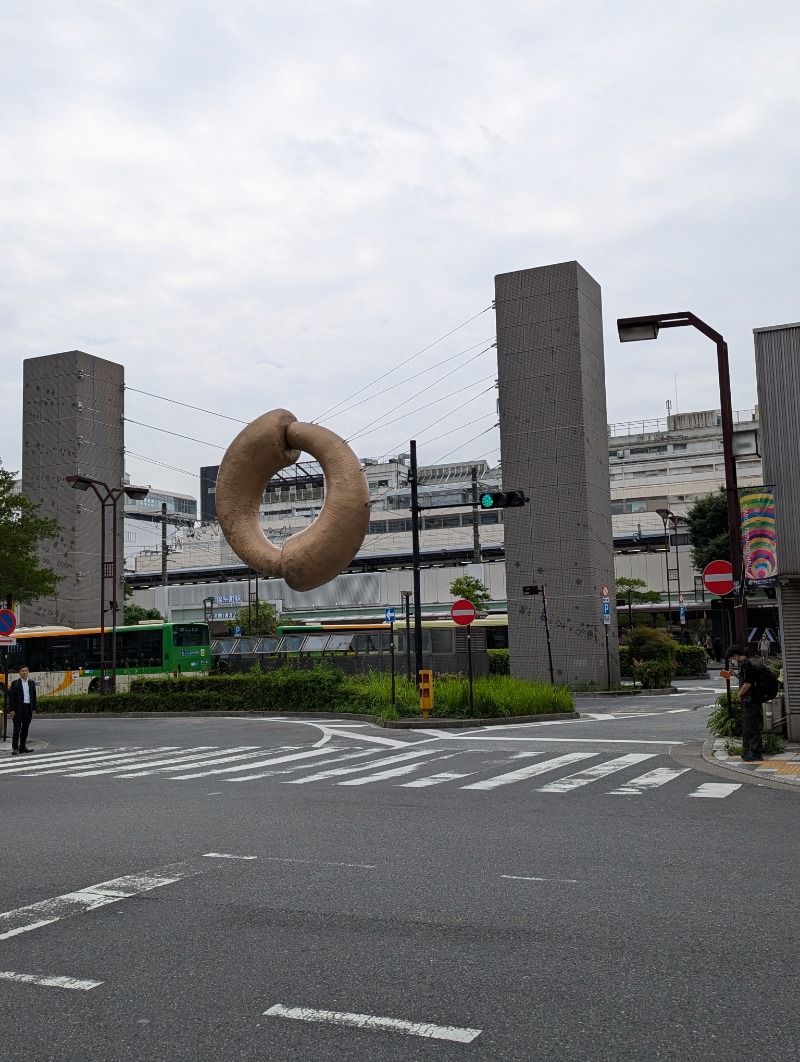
1,0 -> 799,494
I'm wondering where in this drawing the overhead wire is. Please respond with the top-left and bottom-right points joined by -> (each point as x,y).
314,304 -> 492,422
345,344 -> 495,442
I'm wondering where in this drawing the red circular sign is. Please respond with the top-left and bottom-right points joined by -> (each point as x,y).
702,560 -> 734,596
0,608 -> 16,636
450,599 -> 477,626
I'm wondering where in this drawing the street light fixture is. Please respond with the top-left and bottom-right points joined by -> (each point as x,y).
656,507 -> 683,634
66,475 -> 150,691
616,311 -> 747,647
203,596 -> 215,625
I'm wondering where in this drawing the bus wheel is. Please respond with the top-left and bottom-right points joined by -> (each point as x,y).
88,677 -> 100,693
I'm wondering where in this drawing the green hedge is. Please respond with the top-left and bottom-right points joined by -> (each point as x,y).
36,665 -> 574,720
619,644 -> 708,679
488,649 -> 510,675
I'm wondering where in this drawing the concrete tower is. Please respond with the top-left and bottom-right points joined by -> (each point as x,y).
22,351 -> 125,629
495,261 -> 619,686
754,322 -> 800,739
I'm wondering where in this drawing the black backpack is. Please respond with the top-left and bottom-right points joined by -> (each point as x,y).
750,661 -> 780,701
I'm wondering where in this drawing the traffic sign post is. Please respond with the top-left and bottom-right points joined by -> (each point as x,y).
386,609 -> 396,706
451,599 -> 477,713
0,608 -> 14,743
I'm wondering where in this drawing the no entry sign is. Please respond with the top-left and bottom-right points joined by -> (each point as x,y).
703,560 -> 734,596
450,599 -> 477,626
0,609 -> 16,636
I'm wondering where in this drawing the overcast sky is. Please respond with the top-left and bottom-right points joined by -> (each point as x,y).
2,0 -> 799,499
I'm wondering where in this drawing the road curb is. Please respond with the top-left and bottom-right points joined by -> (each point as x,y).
698,737 -> 800,792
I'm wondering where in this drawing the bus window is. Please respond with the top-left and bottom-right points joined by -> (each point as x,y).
172,624 -> 210,646
25,638 -> 50,673
140,629 -> 164,667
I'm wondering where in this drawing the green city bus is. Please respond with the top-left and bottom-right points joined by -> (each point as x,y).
1,621 -> 211,696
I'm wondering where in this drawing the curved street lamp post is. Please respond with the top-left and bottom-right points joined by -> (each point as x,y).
617,312 -> 748,648
67,476 -> 150,691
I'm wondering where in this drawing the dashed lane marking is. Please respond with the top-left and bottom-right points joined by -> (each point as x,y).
264,1003 -> 482,1043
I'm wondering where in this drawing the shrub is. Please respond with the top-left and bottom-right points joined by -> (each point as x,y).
675,645 -> 708,677
627,627 -> 678,688
707,689 -> 741,738
488,649 -> 510,675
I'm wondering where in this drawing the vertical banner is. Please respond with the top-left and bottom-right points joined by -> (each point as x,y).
739,485 -> 777,588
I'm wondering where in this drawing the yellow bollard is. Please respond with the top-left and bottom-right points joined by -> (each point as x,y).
418,670 -> 433,719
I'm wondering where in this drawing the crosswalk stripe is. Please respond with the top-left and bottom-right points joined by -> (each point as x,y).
607,767 -> 691,795
460,752 -> 596,791
689,782 -> 742,798
226,749 -> 379,782
338,755 -> 457,786
0,748 -> 138,773
172,746 -> 350,780
133,746 -> 297,777
399,771 -> 473,788
1,747 -> 104,764
285,748 -> 436,785
67,747 -> 220,776
121,746 -> 264,777
536,753 -> 657,793
7,748 -> 181,776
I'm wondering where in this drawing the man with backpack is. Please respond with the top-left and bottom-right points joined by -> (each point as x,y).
725,645 -> 780,762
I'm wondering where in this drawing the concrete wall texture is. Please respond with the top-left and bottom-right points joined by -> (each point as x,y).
495,261 -> 620,686
754,322 -> 800,739
22,351 -> 125,629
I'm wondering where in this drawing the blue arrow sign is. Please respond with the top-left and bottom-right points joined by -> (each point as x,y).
385,608 -> 396,623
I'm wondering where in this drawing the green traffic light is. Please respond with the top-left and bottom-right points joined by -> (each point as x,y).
480,493 -> 495,508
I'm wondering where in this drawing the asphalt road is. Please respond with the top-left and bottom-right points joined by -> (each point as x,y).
1,687 -> 798,1061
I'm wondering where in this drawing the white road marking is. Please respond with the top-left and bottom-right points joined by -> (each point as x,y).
226,749 -> 378,782
67,747 -> 220,776
0,864 -> 195,941
109,746 -> 262,777
11,749 -> 182,775
607,767 -> 691,795
138,747 -> 298,777
264,1003 -> 482,1043
263,857 -> 375,869
536,753 -> 657,793
338,757 -> 455,786
461,752 -> 596,790
501,875 -> 579,884
172,747 -> 349,780
318,727 -> 412,748
0,748 -> 146,773
581,713 -> 617,720
398,771 -> 473,787
689,783 -> 742,798
285,748 -> 436,784
0,970 -> 103,991
440,736 -> 679,745
202,853 -> 257,860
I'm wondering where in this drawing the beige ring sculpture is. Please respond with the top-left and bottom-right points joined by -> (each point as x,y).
215,409 -> 371,592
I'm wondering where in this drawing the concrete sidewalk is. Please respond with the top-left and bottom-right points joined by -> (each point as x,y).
706,737 -> 800,788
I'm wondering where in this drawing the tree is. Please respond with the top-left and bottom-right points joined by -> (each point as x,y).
448,574 -> 491,614
231,600 -> 278,635
615,577 -> 661,630
0,464 -> 61,604
685,488 -> 730,571
123,603 -> 164,625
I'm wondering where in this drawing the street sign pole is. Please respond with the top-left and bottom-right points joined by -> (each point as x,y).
390,619 -> 396,706
542,584 -> 555,685
466,624 -> 474,715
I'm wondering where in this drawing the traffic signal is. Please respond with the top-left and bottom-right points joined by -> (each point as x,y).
479,490 -> 527,509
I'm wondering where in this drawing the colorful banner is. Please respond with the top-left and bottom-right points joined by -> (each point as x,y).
739,485 -> 777,588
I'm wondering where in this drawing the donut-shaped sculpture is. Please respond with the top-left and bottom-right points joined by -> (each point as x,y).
215,409 -> 371,592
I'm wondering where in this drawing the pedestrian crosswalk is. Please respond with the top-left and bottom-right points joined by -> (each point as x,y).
0,743 -> 742,800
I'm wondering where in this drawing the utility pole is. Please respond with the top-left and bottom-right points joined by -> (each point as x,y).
409,441 -> 424,680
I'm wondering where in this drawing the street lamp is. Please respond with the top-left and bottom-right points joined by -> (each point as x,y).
617,311 -> 747,647
203,596 -> 215,625
67,475 -> 150,691
656,508 -> 682,634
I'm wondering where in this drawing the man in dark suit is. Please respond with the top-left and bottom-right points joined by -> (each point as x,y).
9,665 -> 36,755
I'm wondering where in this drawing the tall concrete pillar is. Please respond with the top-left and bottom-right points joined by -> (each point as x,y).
22,351 -> 125,629
754,322 -> 800,739
495,261 -> 619,686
